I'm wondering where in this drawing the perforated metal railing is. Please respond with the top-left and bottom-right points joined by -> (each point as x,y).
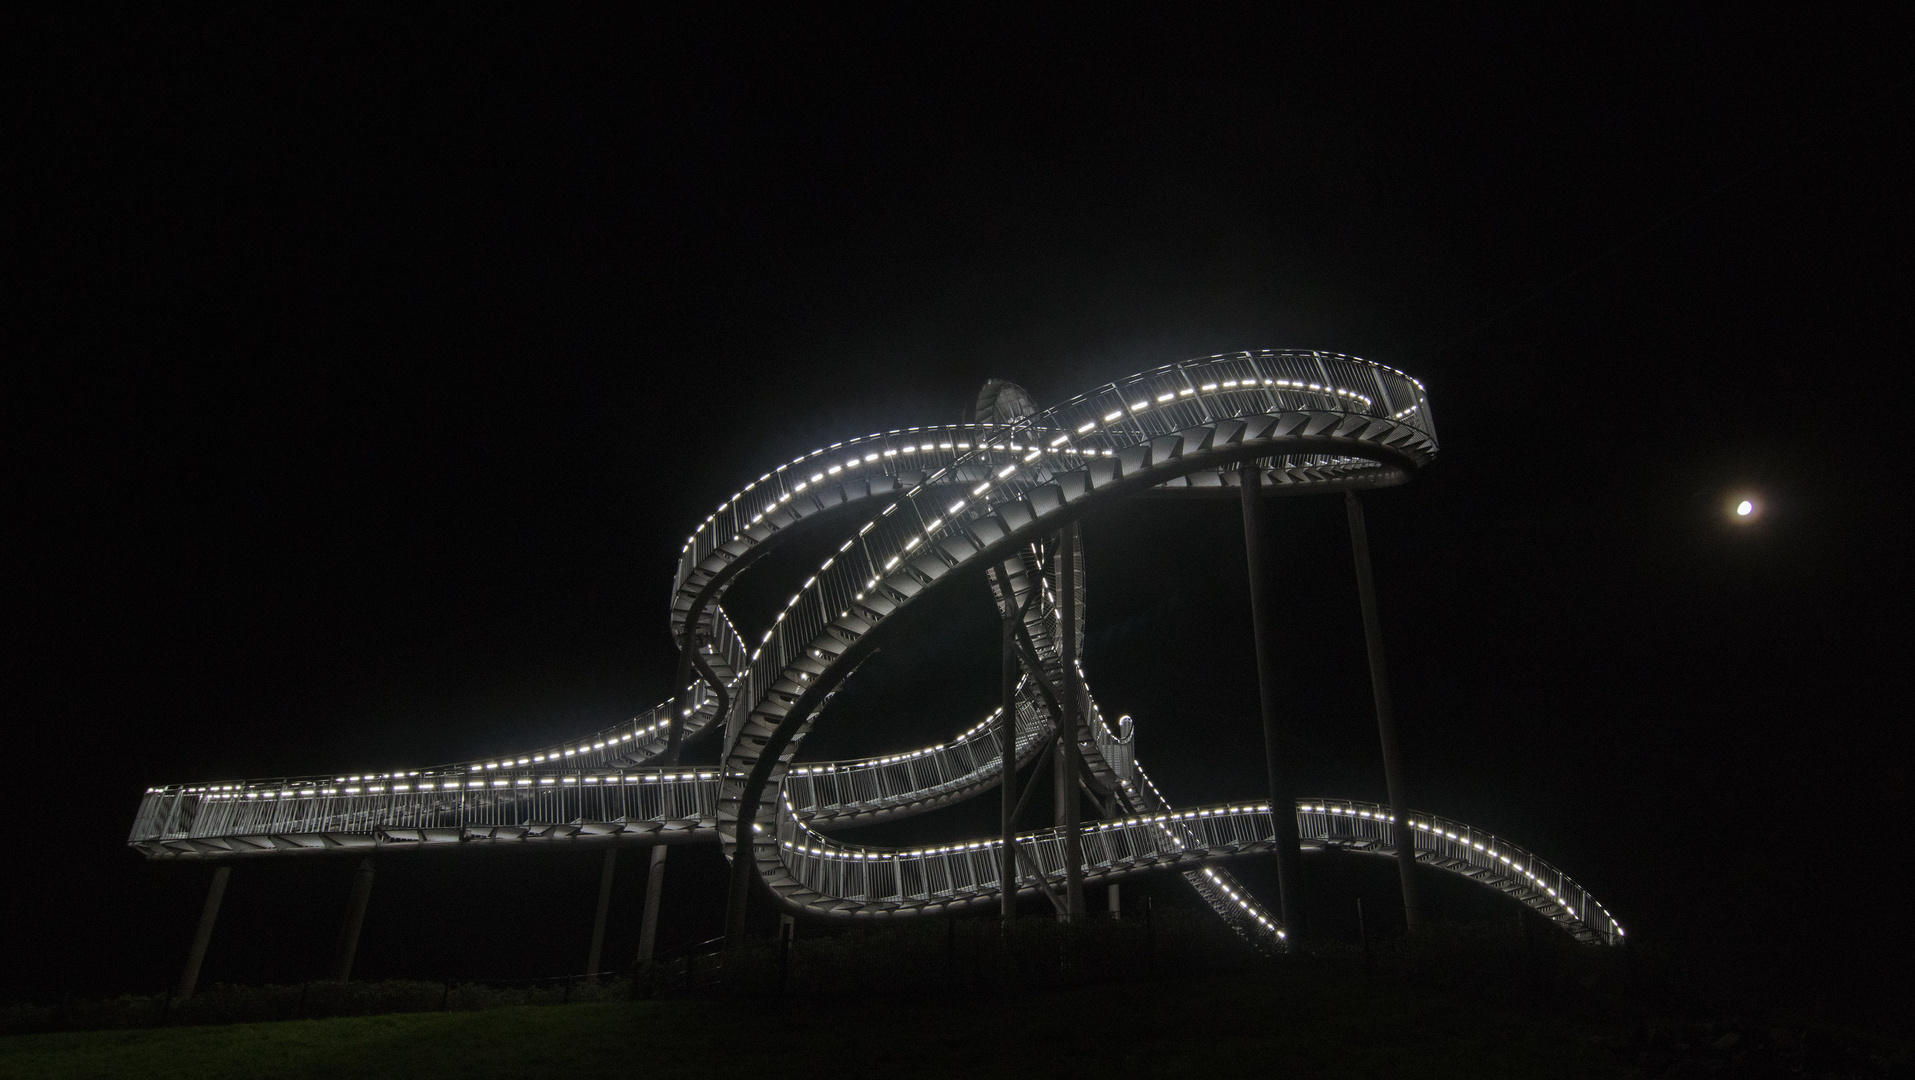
132,767 -> 725,848
717,353 -> 1433,769
1122,761 -> 1283,940
125,686 -> 1078,855
773,796 -> 1621,945
127,667 -> 1091,853
132,772 -> 1618,945
785,682 -> 1049,822
675,352 -> 1431,601
1299,799 -> 1624,944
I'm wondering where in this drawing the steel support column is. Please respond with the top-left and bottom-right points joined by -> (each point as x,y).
586,846 -> 618,975
175,865 -> 229,1000
332,857 -> 376,982
999,581 -> 1019,922
1052,709 -> 1071,833
1239,466 -> 1303,937
713,630 -> 770,956
636,845 -> 669,965
1346,490 -> 1424,931
722,815 -> 756,955
647,639 -> 696,960
1056,525 -> 1086,919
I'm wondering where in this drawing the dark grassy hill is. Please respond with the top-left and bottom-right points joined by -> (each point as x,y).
3,919 -> 1907,1079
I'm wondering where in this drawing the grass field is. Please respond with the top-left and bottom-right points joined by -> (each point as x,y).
0,962 -> 1630,1080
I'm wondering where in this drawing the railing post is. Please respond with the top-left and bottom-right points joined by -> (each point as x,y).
1239,466 -> 1304,939
586,846 -> 618,975
1346,491 -> 1424,931
175,864 -> 230,1000
332,857 -> 376,982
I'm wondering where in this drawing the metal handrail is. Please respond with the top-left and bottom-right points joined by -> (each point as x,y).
771,797 -> 1620,945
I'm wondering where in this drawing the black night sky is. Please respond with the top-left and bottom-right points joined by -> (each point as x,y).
13,11 -> 1910,1019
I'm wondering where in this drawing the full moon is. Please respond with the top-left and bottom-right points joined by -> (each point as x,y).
1736,500 -> 1755,516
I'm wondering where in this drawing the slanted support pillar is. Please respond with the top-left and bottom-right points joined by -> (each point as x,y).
1052,710 -> 1071,834
636,845 -> 669,965
1055,524 -> 1087,920
332,857 -> 376,982
999,581 -> 1019,923
586,847 -> 618,975
176,865 -> 230,1000
644,634 -> 698,963
1346,490 -> 1424,931
1239,466 -> 1303,939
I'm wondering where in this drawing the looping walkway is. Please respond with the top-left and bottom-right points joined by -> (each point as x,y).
129,350 -> 1623,948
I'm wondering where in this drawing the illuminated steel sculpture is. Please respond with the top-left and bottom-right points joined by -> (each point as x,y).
130,351 -> 1624,992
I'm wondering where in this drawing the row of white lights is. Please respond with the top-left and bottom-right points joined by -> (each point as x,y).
687,350 -> 1425,567
164,766 -> 1610,935
729,367 -> 1413,707
178,780 -> 1598,936
168,770 -> 1608,936
163,619 -> 753,794
695,364 -> 1405,629
1042,761 -> 1603,939
182,772 -> 720,799
163,689 -> 1036,803
687,388 -> 1321,561
160,672 -> 1034,801
1203,867 -> 1285,937
683,423 -> 1019,552
164,704 -> 686,797
1081,760 -> 1607,937
773,788 -> 1285,924
698,362 -> 1403,554
1310,802 -> 1616,932
774,794 -> 1607,935
782,660 -> 1125,782
1129,762 -> 1283,936
696,363 -> 1432,788
788,702 -> 1012,774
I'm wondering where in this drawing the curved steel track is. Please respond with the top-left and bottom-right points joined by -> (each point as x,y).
129,351 -> 1624,947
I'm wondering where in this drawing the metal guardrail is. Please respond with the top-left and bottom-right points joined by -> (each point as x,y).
772,797 -> 1620,945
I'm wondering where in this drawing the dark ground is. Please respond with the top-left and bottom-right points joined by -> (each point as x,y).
5,917 -> 1911,1080
0,974 -> 1641,1080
